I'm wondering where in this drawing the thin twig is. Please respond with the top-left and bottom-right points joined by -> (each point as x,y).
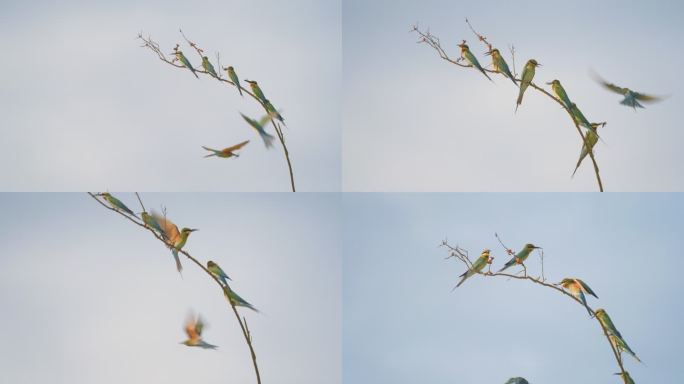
443,238 -> 628,382
88,192 -> 262,384
412,22 -> 604,192
137,32 -> 296,192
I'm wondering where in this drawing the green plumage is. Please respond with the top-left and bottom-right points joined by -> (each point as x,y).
516,59 -> 539,112
226,66 -> 243,96
175,51 -> 198,78
201,56 -> 218,78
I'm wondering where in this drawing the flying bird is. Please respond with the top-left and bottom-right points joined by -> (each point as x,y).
504,378 -> 529,384
453,249 -> 491,290
558,278 -> 599,316
202,140 -> 249,159
571,122 -> 606,177
201,56 -> 219,78
594,309 -> 642,363
244,80 -> 267,102
485,48 -> 517,86
516,59 -> 541,112
224,66 -> 243,96
141,211 -> 164,234
223,286 -> 259,312
151,211 -> 198,274
180,314 -> 218,349
498,243 -> 540,273
457,41 -> 493,82
172,49 -> 199,79
100,193 -> 137,217
207,260 -> 232,285
240,112 -> 277,148
591,72 -> 665,110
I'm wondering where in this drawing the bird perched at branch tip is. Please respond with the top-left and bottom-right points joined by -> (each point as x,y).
457,41 -> 493,82
453,249 -> 491,290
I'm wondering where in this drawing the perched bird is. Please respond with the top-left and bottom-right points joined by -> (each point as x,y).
100,193 -> 136,217
504,378 -> 529,384
547,79 -> 573,109
141,211 -> 163,234
614,372 -> 635,384
240,112 -> 277,148
224,66 -> 243,96
207,260 -> 232,285
571,122 -> 606,177
244,80 -> 266,102
173,49 -> 199,79
594,309 -> 642,363
453,249 -> 492,290
516,59 -> 541,112
201,56 -> 219,79
498,243 -> 540,273
558,278 -> 599,316
485,48 -> 517,86
457,41 -> 492,81
151,211 -> 198,274
569,103 -> 601,140
180,314 -> 218,349
223,286 -> 259,312
202,140 -> 249,159
263,99 -> 284,124
591,72 -> 664,110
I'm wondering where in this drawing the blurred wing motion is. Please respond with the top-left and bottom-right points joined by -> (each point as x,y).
241,112 -> 276,148
182,314 -> 217,349
591,71 -> 665,109
202,140 -> 249,158
504,378 -> 529,384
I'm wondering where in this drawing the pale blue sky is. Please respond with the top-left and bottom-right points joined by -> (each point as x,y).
343,0 -> 684,191
0,193 -> 341,383
0,0 -> 341,191
343,193 -> 684,383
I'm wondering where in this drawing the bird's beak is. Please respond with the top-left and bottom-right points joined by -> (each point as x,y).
189,228 -> 198,232
484,51 -> 492,56
537,63 -> 542,67
545,81 -> 553,85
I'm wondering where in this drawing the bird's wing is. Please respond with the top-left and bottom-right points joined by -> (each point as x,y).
240,113 -> 259,129
195,316 -> 205,336
576,279 -> 598,298
224,140 -> 250,153
591,72 -> 627,94
151,210 -> 180,244
185,318 -> 199,341
258,112 -> 278,127
202,146 -> 219,153
633,92 -> 664,103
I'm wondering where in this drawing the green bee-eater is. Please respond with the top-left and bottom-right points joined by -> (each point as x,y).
547,80 -> 573,109
202,140 -> 249,159
263,99 -> 284,124
224,66 -> 243,96
498,243 -> 540,273
504,378 -> 529,384
141,211 -> 163,234
173,50 -> 199,79
201,56 -> 218,79
571,122 -> 606,177
151,211 -> 197,274
100,193 -> 137,217
594,309 -> 641,363
453,249 -> 491,290
457,42 -> 492,82
516,59 -> 541,112
207,260 -> 232,285
485,48 -> 517,86
223,286 -> 259,312
240,112 -> 277,148
592,72 -> 664,110
181,314 -> 217,349
559,278 -> 598,316
614,372 -> 635,384
244,79 -> 266,102
569,103 -> 600,136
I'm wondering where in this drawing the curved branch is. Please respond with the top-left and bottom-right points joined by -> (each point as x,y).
88,192 -> 262,384
442,239 -> 628,382
411,23 -> 604,192
137,32 -> 296,192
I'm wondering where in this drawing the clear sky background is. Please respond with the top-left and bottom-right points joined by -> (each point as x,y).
343,0 -> 684,191
0,0 -> 341,191
343,193 -> 684,383
0,193 -> 341,384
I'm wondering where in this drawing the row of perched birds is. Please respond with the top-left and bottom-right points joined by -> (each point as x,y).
457,40 -> 664,177
455,246 -> 640,384
170,46 -> 285,160
98,192 -> 258,349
